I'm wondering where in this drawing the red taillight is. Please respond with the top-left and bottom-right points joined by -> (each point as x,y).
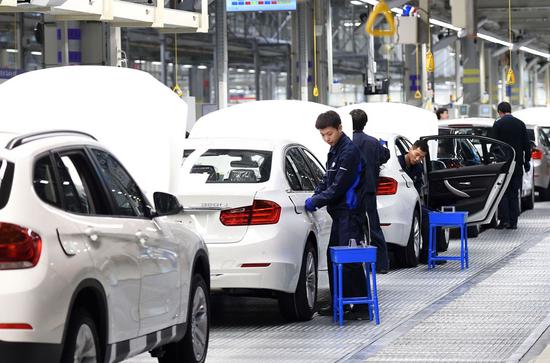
532,148 -> 543,160
376,177 -> 398,195
0,223 -> 42,270
0,323 -> 33,330
220,200 -> 281,226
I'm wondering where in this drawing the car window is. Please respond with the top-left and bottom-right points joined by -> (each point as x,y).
301,148 -> 325,184
56,154 -> 92,214
541,127 -> 550,140
0,160 -> 14,210
285,156 -> 302,191
287,148 -> 316,191
190,149 -> 272,183
33,155 -> 61,208
539,129 -> 550,147
394,138 -> 408,160
91,149 -> 147,217
527,129 -> 535,142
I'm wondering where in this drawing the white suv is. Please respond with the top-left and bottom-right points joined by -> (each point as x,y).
0,131 -> 210,363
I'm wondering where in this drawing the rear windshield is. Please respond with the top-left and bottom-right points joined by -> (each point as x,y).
0,160 -> 14,210
190,149 -> 272,183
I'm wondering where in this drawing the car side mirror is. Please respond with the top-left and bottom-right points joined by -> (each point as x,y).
153,192 -> 183,216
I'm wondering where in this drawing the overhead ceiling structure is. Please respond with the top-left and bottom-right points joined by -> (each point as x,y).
428,0 -> 550,60
0,0 -> 208,32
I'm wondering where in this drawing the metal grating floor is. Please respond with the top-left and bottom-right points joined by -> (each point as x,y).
125,202 -> 550,363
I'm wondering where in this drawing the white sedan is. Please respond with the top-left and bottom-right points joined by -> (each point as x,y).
177,138 -> 332,321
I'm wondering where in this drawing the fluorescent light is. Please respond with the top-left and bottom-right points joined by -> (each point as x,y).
477,32 -> 512,48
248,69 -> 255,73
197,65 -> 207,69
350,0 -> 363,5
519,46 -> 550,59
183,64 -> 193,68
5,49 -> 18,53
31,51 -> 42,56
151,61 -> 162,65
133,60 -> 145,64
237,68 -> 245,72
429,18 -> 461,32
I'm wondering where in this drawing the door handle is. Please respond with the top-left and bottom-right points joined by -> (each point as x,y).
444,180 -> 470,198
459,181 -> 471,186
85,227 -> 99,242
135,231 -> 149,245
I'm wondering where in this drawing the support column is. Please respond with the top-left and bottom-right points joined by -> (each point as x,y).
455,40 -> 462,105
160,33 -> 168,85
488,43 -> 499,107
546,66 -> 550,106
517,52 -> 526,108
290,12 -> 300,99
214,0 -> 228,108
315,0 -> 329,104
59,22 -> 70,66
297,0 -> 310,100
253,41 -> 260,101
403,44 -> 421,106
461,38 -> 480,116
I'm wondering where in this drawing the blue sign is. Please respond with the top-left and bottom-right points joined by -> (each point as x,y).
227,0 -> 296,12
0,68 -> 20,80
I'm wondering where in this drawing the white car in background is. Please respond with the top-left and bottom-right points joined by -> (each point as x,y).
439,118 -> 535,211
0,130 -> 210,363
177,138 -> 331,321
513,108 -> 550,201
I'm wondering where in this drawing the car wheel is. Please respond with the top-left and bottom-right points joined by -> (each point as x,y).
278,242 -> 317,321
61,308 -> 100,363
399,210 -> 421,268
467,225 -> 479,238
159,274 -> 210,363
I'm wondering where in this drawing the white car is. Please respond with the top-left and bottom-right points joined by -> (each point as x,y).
178,138 -> 331,321
0,130 -> 210,363
189,101 -> 515,268
439,118 -> 535,211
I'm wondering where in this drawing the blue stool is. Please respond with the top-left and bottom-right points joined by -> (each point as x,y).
428,211 -> 469,270
329,246 -> 380,326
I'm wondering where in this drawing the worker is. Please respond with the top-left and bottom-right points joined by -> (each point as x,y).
398,139 -> 446,264
350,109 -> 391,274
305,110 -> 368,319
491,102 -> 531,230
436,107 -> 449,120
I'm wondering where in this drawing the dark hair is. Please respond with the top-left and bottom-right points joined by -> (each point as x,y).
435,107 -> 448,120
413,139 -> 429,153
350,109 -> 368,131
497,101 -> 512,114
315,110 -> 342,130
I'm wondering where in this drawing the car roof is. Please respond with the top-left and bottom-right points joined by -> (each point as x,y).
439,117 -> 495,127
183,137 -> 296,151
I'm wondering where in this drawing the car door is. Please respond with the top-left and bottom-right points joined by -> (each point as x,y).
284,147 -> 330,271
88,148 -> 181,337
421,135 -> 515,224
50,148 -> 142,343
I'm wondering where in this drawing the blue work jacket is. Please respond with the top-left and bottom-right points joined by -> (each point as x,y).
353,131 -> 390,193
311,133 -> 366,216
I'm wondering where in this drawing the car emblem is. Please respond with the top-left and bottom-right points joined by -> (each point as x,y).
332,162 -> 336,167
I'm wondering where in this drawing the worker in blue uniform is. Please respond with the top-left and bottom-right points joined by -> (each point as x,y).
304,110 -> 368,318
350,109 -> 391,273
398,139 -> 446,264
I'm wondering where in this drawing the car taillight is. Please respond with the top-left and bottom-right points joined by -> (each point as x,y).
0,223 -> 42,270
376,177 -> 398,195
532,148 -> 543,160
220,200 -> 281,226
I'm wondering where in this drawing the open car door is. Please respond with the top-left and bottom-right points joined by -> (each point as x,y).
421,135 -> 516,225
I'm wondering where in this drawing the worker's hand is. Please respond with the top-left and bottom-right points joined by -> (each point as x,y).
305,198 -> 317,212
524,162 -> 531,173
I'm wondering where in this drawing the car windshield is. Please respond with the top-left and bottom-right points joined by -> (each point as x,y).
541,127 -> 550,139
190,149 -> 272,183
0,160 -> 14,210
449,127 -> 490,144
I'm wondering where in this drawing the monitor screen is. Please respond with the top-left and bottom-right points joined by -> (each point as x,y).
226,0 -> 297,12
478,104 -> 492,117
